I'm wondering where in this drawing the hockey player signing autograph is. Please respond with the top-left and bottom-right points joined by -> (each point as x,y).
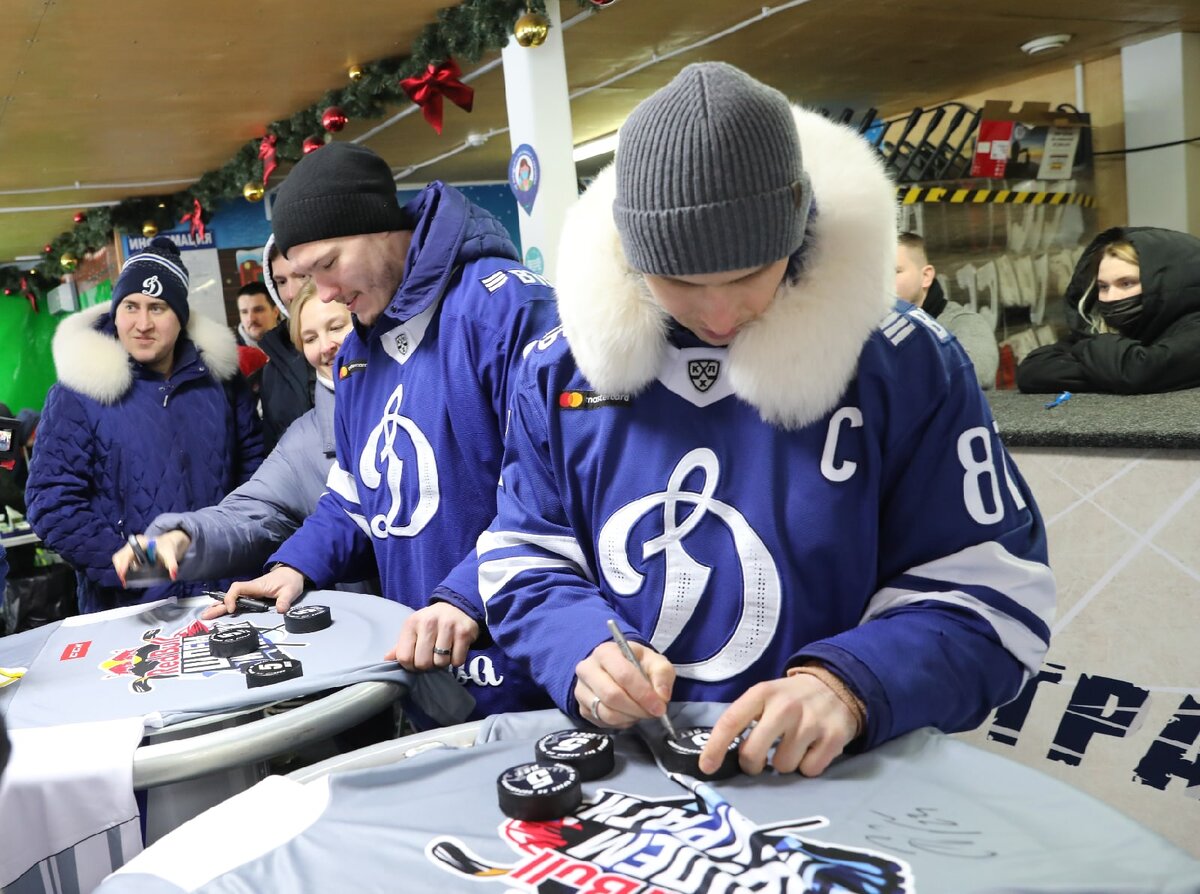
478,63 -> 1055,777
205,143 -> 559,721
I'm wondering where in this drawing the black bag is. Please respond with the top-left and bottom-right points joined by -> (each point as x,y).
2,563 -> 77,634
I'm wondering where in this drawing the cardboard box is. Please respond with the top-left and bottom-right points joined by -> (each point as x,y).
970,101 -> 1090,180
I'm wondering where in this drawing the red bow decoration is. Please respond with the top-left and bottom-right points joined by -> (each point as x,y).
19,276 -> 38,313
258,134 -> 278,186
180,198 -> 206,241
399,59 -> 474,135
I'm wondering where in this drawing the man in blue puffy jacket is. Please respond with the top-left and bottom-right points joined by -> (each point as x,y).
26,237 -> 263,613
205,144 -> 559,721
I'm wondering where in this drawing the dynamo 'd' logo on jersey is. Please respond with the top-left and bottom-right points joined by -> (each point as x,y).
597,447 -> 781,681
359,383 -> 440,538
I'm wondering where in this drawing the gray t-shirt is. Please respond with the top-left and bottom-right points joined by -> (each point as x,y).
99,704 -> 1200,893
1,591 -> 472,892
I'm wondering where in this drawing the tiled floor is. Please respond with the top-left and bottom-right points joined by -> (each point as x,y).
955,446 -> 1200,857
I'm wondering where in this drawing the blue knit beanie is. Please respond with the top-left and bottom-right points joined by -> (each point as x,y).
110,236 -> 191,327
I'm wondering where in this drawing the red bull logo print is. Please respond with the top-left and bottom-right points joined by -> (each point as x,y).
100,620 -> 299,694
428,781 -> 913,894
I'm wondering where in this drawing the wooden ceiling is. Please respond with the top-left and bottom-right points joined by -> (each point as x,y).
2,0 -> 1199,262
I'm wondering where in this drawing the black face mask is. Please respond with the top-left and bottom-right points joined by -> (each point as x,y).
1097,293 -> 1146,335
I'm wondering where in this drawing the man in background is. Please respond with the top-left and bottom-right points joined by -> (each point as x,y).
257,239 -> 315,450
26,237 -> 262,612
896,232 -> 998,389
234,282 -> 279,350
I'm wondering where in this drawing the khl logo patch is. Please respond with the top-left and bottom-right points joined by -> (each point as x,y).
688,359 -> 720,393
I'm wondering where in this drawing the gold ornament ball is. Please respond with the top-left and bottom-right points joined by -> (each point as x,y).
60,252 -> 78,272
243,181 -> 265,203
348,63 -> 364,82
142,221 -> 159,238
514,11 -> 549,48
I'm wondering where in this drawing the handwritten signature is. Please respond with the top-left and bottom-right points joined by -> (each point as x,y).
864,807 -> 997,859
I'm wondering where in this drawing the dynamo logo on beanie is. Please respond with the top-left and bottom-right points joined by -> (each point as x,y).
110,235 -> 191,327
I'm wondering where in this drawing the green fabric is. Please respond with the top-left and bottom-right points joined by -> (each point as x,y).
0,290 -> 63,413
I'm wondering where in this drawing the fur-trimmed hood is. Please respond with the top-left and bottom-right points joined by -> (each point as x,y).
555,107 -> 896,430
52,303 -> 241,404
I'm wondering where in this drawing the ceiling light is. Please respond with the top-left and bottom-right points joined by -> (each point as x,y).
573,132 -> 619,163
1021,34 -> 1071,56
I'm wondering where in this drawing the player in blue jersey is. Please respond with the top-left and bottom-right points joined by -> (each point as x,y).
479,63 -> 1055,776
205,143 -> 559,720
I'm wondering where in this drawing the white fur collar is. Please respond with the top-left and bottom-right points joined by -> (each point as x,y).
555,107 -> 896,430
53,304 -> 240,405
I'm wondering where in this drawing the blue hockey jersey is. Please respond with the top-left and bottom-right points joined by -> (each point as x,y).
477,110 -> 1054,750
269,182 -> 559,720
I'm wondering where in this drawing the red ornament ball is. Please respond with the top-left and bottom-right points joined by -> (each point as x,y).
321,106 -> 348,133
73,211 -> 87,224
3,288 -> 13,296
302,136 -> 325,154
42,244 -> 52,253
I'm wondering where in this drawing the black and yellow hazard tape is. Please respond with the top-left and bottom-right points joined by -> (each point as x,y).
895,186 -> 1095,207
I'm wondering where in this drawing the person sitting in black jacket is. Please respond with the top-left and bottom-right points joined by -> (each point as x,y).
1017,226 -> 1200,394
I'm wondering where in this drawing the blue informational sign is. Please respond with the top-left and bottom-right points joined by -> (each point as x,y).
508,143 -> 540,216
123,229 -> 215,255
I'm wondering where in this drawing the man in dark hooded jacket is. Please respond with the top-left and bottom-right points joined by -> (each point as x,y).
1017,227 -> 1200,394
206,144 -> 559,721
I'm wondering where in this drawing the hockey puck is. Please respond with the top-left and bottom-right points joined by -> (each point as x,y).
284,604 -> 332,634
660,726 -> 742,780
535,730 -> 615,781
497,762 -> 582,821
209,625 -> 259,658
244,658 -> 303,689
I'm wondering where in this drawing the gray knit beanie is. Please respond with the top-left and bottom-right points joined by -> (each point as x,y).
614,62 -> 811,276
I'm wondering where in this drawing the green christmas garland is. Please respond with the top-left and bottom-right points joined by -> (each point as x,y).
3,0 -> 594,295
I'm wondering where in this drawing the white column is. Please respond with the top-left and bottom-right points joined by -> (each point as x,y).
501,3 -> 577,280
1121,32 -> 1200,235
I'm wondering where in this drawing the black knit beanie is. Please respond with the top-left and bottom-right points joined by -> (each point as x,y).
614,62 -> 811,276
272,143 -> 407,257
110,236 -> 191,327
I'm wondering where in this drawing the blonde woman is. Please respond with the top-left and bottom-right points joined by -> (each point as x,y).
1018,227 -> 1200,393
114,281 -> 357,585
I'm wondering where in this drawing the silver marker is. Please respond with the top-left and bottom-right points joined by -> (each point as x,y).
606,619 -> 678,740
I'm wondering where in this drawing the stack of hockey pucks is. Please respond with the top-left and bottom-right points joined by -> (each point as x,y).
209,625 -> 259,659
497,730 -> 615,820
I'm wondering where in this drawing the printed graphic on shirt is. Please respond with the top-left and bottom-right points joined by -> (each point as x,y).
339,360 -> 368,380
427,785 -> 913,893
99,618 -> 304,694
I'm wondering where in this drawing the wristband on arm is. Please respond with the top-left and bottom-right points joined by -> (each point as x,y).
786,662 -> 867,738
